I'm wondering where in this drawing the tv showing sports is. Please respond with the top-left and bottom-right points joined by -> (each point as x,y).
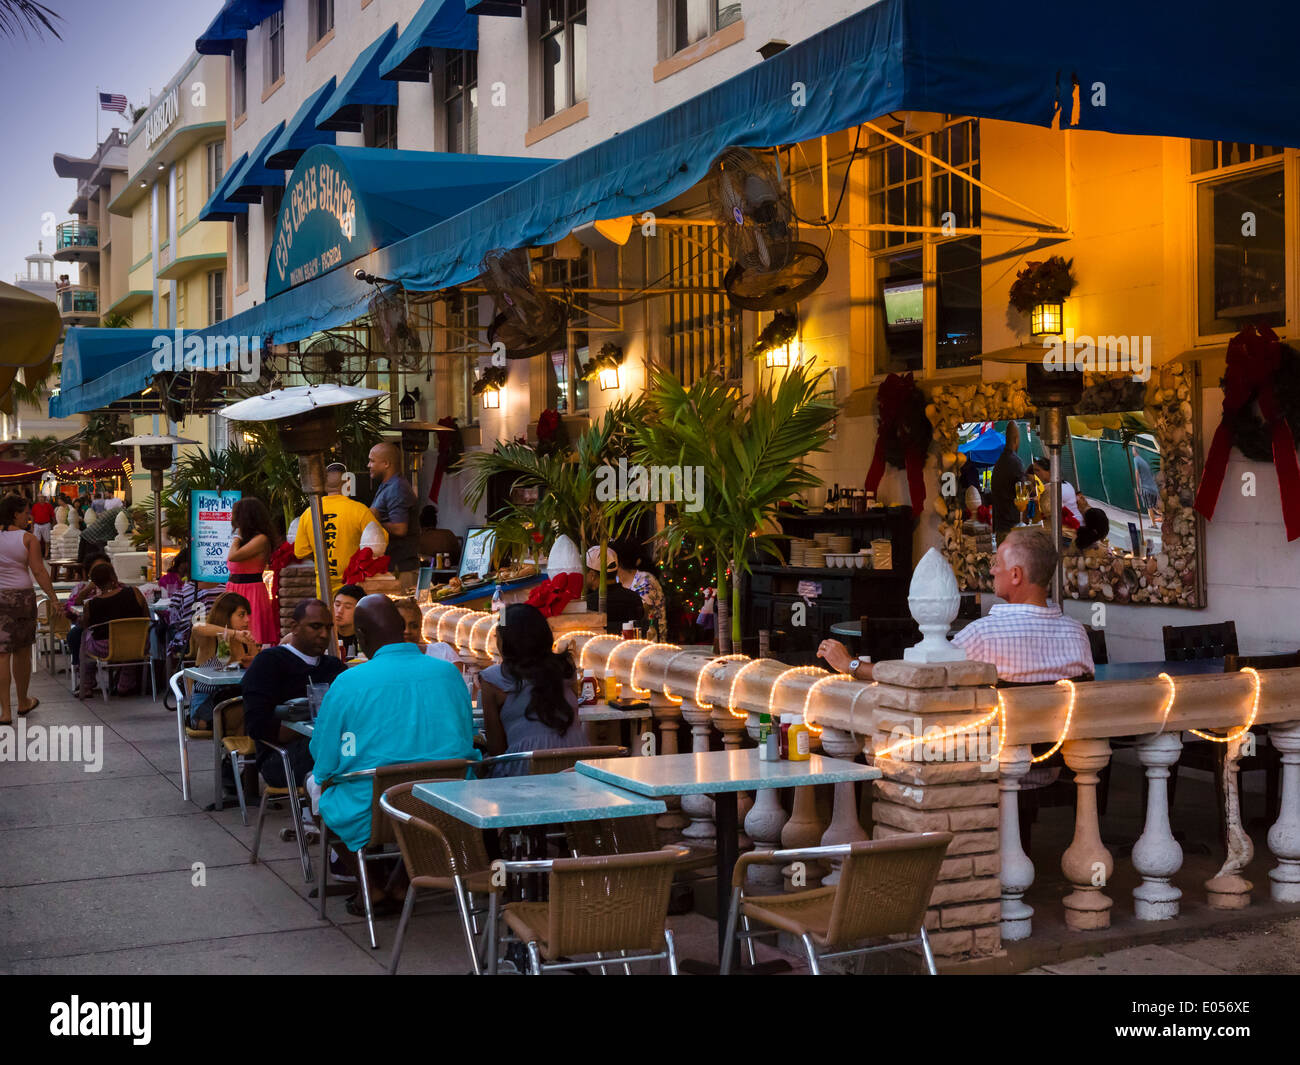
458,526 -> 496,580
882,278 -> 924,331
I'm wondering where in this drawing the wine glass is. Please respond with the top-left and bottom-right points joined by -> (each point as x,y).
1014,482 -> 1031,526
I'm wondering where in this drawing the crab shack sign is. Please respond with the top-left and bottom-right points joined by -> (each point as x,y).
268,145 -> 360,297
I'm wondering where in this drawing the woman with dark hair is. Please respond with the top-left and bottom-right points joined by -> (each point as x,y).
78,561 -> 149,699
0,494 -> 60,722
64,550 -> 113,676
480,603 -> 588,776
186,591 -> 258,726
226,497 -> 279,645
613,539 -> 666,642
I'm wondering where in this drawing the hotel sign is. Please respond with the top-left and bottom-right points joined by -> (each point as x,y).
268,144 -> 362,298
143,87 -> 180,151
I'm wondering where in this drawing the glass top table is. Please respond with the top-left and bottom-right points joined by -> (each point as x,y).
412,774 -> 667,830
183,665 -> 246,686
1092,659 -> 1226,682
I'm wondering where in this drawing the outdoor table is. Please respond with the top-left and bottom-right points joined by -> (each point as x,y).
183,665 -> 246,810
413,773 -> 667,829
1092,659 -> 1225,682
579,703 -> 653,750
49,559 -> 83,582
576,749 -> 880,967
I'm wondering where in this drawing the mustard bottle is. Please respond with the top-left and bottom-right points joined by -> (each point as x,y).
604,673 -> 619,702
787,717 -> 811,761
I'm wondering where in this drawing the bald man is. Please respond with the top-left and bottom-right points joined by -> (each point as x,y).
368,441 -> 420,592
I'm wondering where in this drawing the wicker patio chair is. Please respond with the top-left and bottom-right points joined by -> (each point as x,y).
720,832 -> 953,975
85,617 -> 155,703
380,780 -> 500,975
487,847 -> 689,975
317,759 -> 473,950
35,596 -> 70,676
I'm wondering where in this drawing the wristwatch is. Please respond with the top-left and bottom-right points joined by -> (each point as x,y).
848,658 -> 862,675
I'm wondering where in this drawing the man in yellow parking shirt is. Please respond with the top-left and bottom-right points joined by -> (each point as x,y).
293,463 -> 388,599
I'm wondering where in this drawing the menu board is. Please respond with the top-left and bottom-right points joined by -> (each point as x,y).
191,490 -> 241,582
458,526 -> 496,580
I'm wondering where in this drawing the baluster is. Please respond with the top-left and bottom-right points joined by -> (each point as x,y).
677,699 -> 716,842
1132,732 -> 1183,920
648,690 -> 687,832
743,787 -> 788,893
1061,739 -> 1114,930
781,785 -> 827,889
1206,733 -> 1253,909
712,706 -> 752,845
1266,721 -> 1300,903
818,727 -> 868,886
998,744 -> 1035,941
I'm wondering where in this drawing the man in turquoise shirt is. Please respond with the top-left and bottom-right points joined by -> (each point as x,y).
310,596 -> 479,861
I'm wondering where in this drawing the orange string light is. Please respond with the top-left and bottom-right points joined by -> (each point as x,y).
1187,667 -> 1261,743
801,673 -> 852,734
767,666 -> 833,734
1030,679 -> 1076,763
630,643 -> 681,699
725,659 -> 767,720
470,615 -> 496,653
577,633 -> 623,671
1154,672 -> 1176,735
659,648 -> 697,704
609,639 -> 656,694
695,654 -> 749,711
873,700 -> 1001,761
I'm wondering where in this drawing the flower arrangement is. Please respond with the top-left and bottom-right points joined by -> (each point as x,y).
580,342 -> 624,382
525,572 -> 585,617
1008,256 -> 1076,314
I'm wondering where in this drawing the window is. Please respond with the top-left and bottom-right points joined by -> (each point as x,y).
1192,141 -> 1286,337
444,292 -> 480,427
232,42 -> 247,117
365,105 -> 398,150
671,0 -> 741,53
263,186 -> 283,263
310,0 -> 334,45
234,214 -> 249,288
444,50 -> 478,154
660,222 -> 742,384
206,141 -> 225,199
208,270 -> 226,324
539,249 -> 592,414
538,0 -> 586,120
866,116 -> 982,375
265,11 -> 285,89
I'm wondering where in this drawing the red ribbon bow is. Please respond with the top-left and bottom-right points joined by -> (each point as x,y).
863,372 -> 928,517
525,572 -> 583,618
1194,325 -> 1300,541
343,547 -> 392,585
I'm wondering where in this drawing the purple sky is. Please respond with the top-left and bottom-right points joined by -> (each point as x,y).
1,0 -> 221,287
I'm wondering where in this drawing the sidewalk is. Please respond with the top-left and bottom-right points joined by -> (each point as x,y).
2,666 -> 1297,975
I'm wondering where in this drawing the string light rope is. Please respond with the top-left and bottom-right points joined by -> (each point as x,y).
609,639 -> 656,694
767,667 -> 834,734
630,643 -> 681,700
435,609 -> 457,644
725,659 -> 768,720
874,698 -> 1001,761
846,682 -> 878,738
455,611 -> 489,650
577,633 -> 623,671
659,648 -> 698,704
469,615 -> 496,654
694,654 -> 750,711
1186,667 -> 1261,742
1029,679 -> 1077,763
1154,672 -> 1176,735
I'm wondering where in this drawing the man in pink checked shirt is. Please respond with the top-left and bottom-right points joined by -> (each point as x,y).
818,527 -> 1094,684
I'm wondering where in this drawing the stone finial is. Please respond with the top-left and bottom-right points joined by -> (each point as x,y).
904,547 -> 965,663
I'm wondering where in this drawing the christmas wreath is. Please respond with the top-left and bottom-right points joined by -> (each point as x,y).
1195,325 -> 1300,541
863,372 -> 933,517
525,572 -> 584,617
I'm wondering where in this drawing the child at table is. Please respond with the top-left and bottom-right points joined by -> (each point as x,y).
188,592 -> 258,727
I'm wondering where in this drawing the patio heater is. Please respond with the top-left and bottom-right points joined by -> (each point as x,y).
217,385 -> 383,657
113,434 -> 197,581
393,420 -> 452,494
1024,362 -> 1084,604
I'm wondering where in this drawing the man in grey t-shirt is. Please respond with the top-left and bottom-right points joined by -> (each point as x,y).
367,441 -> 420,592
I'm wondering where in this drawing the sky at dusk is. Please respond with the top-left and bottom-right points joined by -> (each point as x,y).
0,0 -> 221,287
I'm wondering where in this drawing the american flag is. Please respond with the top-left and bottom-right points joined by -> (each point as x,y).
99,92 -> 128,115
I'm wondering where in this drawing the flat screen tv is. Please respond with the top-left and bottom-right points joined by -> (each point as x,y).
882,278 -> 924,332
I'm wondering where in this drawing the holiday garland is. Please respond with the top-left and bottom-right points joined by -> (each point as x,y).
863,372 -> 933,517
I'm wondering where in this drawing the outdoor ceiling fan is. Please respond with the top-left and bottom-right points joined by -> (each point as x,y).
708,146 -> 828,311
368,286 -> 424,371
479,247 -> 569,359
297,331 -> 368,386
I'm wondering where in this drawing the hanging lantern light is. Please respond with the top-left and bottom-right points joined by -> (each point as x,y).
597,364 -> 620,391
1030,300 -> 1064,337
399,387 -> 420,422
481,385 -> 501,409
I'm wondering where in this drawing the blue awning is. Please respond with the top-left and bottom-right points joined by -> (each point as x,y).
198,152 -> 251,222
464,1 -> 523,14
959,428 -> 1007,466
380,0 -> 478,82
196,0 -> 283,56
268,146 -> 555,297
265,79 -> 337,170
226,122 -> 288,203
316,25 -> 400,132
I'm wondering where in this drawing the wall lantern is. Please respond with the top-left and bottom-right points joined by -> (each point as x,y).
597,365 -> 620,391
474,365 -> 507,409
1030,300 -> 1064,337
400,387 -> 421,422
481,386 -> 501,409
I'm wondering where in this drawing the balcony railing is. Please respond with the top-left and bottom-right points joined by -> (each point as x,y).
55,221 -> 98,251
58,286 -> 99,315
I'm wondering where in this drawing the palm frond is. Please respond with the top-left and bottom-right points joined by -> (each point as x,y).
0,0 -> 61,39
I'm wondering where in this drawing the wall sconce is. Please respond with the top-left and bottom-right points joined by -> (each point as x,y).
481,386 -> 501,409
766,339 -> 800,368
597,365 -> 620,391
400,387 -> 421,422
1030,300 -> 1064,337
473,365 -> 507,409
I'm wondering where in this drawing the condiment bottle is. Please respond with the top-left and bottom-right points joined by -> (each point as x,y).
604,673 -> 619,702
579,668 -> 599,707
757,713 -> 775,761
779,714 -> 794,759
621,620 -> 635,639
787,717 -> 811,761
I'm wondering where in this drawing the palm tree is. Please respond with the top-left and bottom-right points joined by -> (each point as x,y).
0,1 -> 60,38
22,433 -> 76,470
635,365 -> 838,652
77,412 -> 129,460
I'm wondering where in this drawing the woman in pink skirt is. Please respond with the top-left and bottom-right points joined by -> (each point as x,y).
226,497 -> 280,645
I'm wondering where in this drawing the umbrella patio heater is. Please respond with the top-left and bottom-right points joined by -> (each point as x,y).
113,435 -> 197,581
217,385 -> 384,657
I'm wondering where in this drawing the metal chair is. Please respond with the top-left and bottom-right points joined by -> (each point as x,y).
35,596 -> 71,677
214,697 -> 255,826
249,738 -> 315,883
317,759 -> 473,950
170,672 -> 211,804
85,617 -> 156,703
471,745 -> 628,778
487,848 -> 689,975
720,832 -> 953,975
1162,620 -> 1238,661
380,780 -> 499,975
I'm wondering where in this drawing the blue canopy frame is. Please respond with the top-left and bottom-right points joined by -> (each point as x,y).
380,0 -> 478,82
265,78 -> 338,170
198,152 -> 251,222
196,0 -> 284,57
316,25 -> 400,132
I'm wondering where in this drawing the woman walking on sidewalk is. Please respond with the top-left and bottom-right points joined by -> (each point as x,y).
0,493 -> 60,723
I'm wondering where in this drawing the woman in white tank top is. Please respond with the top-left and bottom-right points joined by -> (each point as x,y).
0,494 -> 61,723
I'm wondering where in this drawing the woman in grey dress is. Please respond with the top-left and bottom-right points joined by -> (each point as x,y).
480,603 -> 588,777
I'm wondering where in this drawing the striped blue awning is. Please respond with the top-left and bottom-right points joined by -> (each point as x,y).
380,0 -> 478,82
265,79 -> 338,170
196,0 -> 284,57
198,152 -> 250,222
226,122 -> 288,203
316,25 -> 400,132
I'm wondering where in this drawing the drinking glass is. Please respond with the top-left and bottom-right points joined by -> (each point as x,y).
1014,482 -> 1030,525
306,682 -> 330,721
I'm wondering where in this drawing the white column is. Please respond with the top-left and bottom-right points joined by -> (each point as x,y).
998,744 -> 1035,941
1132,732 -> 1184,921
1061,739 -> 1114,930
1266,720 -> 1300,903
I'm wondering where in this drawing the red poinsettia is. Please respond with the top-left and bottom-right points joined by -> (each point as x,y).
537,408 -> 560,441
343,547 -> 392,585
525,572 -> 584,617
268,540 -> 297,626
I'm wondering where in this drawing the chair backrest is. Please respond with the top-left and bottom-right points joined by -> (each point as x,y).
367,759 -> 471,847
1225,650 -> 1300,672
863,616 -> 922,664
528,745 -> 627,775
1163,620 -> 1238,661
546,849 -> 683,956
380,780 -> 493,881
105,617 -> 152,662
565,813 -> 660,857
824,832 -> 953,948
214,697 -> 246,738
1087,626 -> 1109,666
